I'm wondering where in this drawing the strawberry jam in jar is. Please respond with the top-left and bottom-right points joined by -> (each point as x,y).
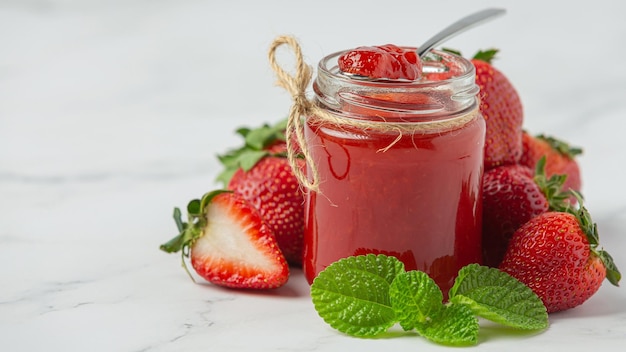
303,49 -> 485,294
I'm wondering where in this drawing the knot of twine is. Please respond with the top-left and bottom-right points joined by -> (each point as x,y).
268,35 -> 477,192
268,35 -> 322,192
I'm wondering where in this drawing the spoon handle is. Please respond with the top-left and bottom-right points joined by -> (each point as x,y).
417,8 -> 506,58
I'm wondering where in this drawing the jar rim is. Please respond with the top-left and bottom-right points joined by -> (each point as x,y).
317,48 -> 476,88
314,48 -> 479,120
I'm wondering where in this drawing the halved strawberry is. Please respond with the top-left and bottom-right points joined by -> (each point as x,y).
160,190 -> 289,289
228,156 -> 305,266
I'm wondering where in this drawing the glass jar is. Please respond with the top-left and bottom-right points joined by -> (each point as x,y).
302,49 -> 485,294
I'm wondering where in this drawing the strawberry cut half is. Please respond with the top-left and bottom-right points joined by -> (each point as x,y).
160,190 -> 289,289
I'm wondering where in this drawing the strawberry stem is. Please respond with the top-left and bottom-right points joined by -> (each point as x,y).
533,156 -> 570,212
566,190 -> 621,286
536,134 -> 583,158
159,190 -> 232,283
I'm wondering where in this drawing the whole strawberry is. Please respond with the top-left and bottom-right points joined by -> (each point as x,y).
472,49 -> 524,169
160,190 -> 290,289
482,158 -> 568,267
520,131 -> 582,193
499,194 -> 621,313
217,119 -> 306,266
228,156 -> 305,265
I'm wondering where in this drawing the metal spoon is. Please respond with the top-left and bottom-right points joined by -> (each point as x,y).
342,8 -> 506,80
417,8 -> 506,59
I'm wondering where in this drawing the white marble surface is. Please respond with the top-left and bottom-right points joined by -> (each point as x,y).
2,0 -> 626,351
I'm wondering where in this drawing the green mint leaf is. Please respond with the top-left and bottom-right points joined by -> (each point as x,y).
416,303 -> 478,346
449,264 -> 548,330
389,271 -> 444,331
310,254 -> 405,337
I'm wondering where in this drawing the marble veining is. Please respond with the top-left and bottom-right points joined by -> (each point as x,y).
2,1 -> 626,351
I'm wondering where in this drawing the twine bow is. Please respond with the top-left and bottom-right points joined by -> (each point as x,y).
268,35 -> 321,192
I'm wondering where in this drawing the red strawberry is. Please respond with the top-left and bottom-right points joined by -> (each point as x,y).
499,194 -> 621,313
217,119 -> 305,266
160,190 -> 289,289
472,49 -> 524,169
338,44 -> 423,80
482,158 -> 568,267
520,131 -> 582,193
228,156 -> 305,266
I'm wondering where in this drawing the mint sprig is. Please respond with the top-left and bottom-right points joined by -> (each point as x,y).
311,255 -> 549,346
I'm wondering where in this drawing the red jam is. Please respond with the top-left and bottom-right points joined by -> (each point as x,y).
303,49 -> 485,295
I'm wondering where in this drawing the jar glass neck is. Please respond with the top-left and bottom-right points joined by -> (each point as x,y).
314,49 -> 479,121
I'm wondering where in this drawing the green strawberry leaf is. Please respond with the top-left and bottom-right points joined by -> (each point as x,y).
187,199 -> 202,216
536,134 -> 583,158
568,191 -> 599,245
533,156 -> 570,212
472,49 -> 499,63
440,47 -> 462,56
235,126 -> 251,138
159,190 -> 231,281
597,249 -> 621,286
310,254 -> 405,337
416,303 -> 478,346
448,264 -> 548,330
564,191 -> 621,286
159,207 -> 187,253
238,150 -> 271,171
244,120 -> 287,149
172,207 -> 186,233
215,118 -> 288,186
389,271 -> 444,331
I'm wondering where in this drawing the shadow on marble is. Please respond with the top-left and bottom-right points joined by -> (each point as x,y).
478,321 -> 547,344
190,268 -> 311,299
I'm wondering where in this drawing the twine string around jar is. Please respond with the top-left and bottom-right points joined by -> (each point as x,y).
268,35 -> 476,192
